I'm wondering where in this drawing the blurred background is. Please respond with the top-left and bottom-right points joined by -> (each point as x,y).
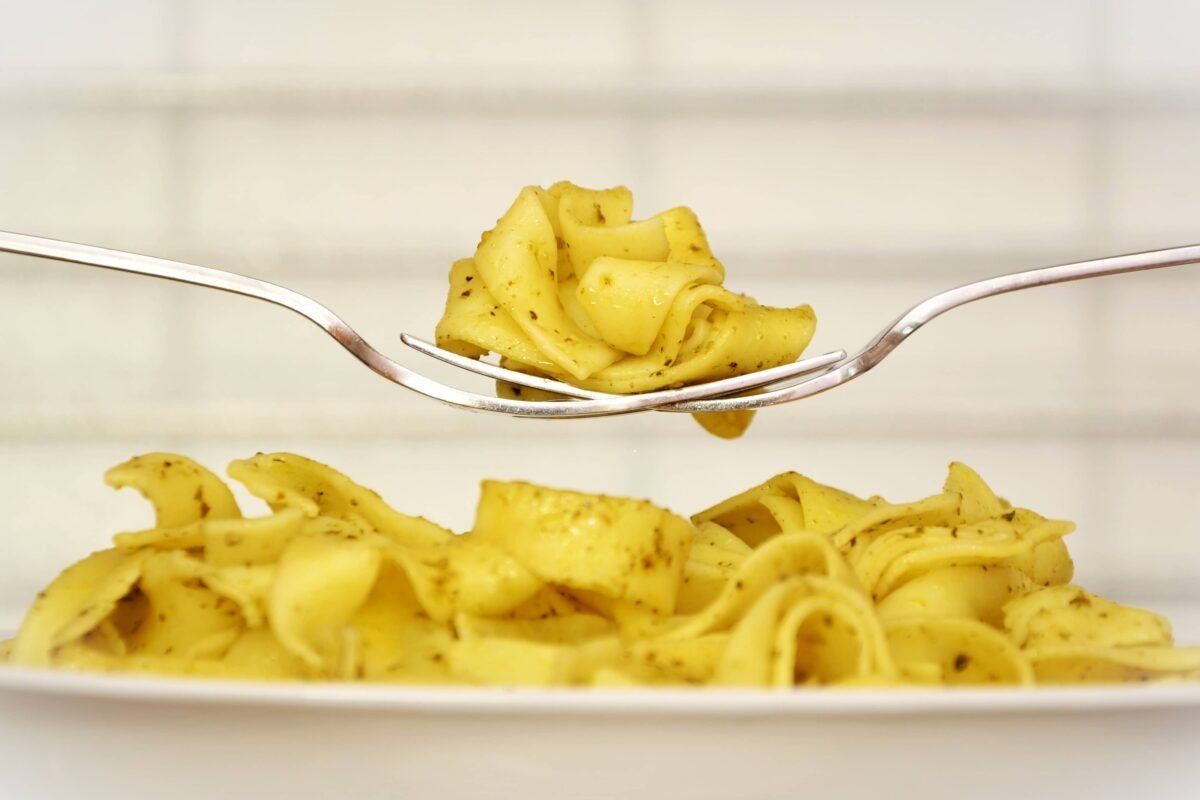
1,0 -> 1198,629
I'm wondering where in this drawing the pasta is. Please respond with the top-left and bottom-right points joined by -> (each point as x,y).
6,452 -> 1199,688
434,181 -> 817,438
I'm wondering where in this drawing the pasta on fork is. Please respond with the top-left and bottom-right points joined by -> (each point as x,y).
435,181 -> 817,437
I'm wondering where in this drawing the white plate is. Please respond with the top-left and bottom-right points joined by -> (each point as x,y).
2,666 -> 1199,800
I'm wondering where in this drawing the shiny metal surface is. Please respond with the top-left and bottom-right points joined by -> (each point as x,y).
668,244 -> 1200,412
0,230 -> 838,418
4,231 -> 1197,417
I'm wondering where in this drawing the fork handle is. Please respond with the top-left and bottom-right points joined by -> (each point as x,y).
0,230 -> 702,417
895,243 -> 1200,346
671,243 -> 1200,412
0,230 -> 346,331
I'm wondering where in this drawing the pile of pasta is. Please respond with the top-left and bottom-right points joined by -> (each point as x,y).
6,452 -> 1199,687
435,181 -> 816,439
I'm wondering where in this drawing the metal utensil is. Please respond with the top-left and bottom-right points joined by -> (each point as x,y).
404,243 -> 1200,413
0,230 -> 842,418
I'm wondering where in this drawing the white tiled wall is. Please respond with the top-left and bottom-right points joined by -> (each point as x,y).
2,0 -> 1200,628
188,0 -> 637,74
648,0 -> 1093,84
0,113 -> 172,243
647,117 -> 1093,250
1110,0 -> 1200,85
0,0 -> 173,73
188,115 -> 637,249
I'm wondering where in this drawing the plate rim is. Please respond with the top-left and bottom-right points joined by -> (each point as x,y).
4,664 -> 1200,717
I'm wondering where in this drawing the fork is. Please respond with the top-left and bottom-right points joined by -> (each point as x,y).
396,242 -> 1200,412
0,230 -> 843,418
4,230 -> 1198,418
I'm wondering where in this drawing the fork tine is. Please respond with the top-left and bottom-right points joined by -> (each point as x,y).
399,334 -> 610,399
667,359 -> 855,413
399,333 -> 846,404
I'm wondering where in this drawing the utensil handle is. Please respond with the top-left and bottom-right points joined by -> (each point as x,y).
0,230 -> 342,329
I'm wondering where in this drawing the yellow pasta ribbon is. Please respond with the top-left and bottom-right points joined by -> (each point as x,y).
6,453 -> 1198,689
435,182 -> 817,438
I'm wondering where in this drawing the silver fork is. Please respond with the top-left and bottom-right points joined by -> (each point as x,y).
0,230 -> 843,418
402,243 -> 1200,413
4,230 -> 1198,418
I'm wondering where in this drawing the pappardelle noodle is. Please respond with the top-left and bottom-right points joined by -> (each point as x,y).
6,452 -> 1199,687
434,181 -> 817,439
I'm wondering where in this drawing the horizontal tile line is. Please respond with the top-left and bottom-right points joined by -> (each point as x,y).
1090,581 -> 1200,605
4,80 -> 1200,116
0,408 -> 1197,442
